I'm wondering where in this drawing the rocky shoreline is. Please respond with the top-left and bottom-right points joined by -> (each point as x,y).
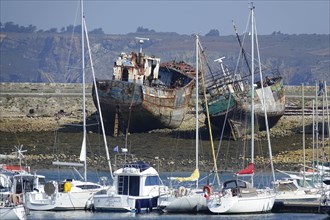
0,83 -> 329,172
1,113 -> 328,173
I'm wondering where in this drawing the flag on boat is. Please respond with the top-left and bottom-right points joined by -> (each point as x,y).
236,163 -> 254,175
113,146 -> 119,152
169,168 -> 200,182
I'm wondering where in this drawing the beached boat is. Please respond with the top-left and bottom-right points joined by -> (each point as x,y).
203,65 -> 284,137
207,3 -> 276,214
201,11 -> 285,137
235,75 -> 285,132
92,161 -> 169,212
92,39 -> 195,134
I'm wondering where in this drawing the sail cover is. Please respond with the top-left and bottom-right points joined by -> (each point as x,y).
169,169 -> 200,182
79,134 -> 86,162
236,163 -> 254,175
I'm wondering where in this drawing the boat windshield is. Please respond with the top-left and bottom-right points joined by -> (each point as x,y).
145,176 -> 159,186
295,178 -> 315,188
277,182 -> 298,191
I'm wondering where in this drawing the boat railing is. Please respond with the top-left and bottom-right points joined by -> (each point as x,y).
123,162 -> 150,172
204,70 -> 247,94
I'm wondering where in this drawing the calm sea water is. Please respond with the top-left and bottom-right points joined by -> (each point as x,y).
25,170 -> 329,220
28,211 -> 327,220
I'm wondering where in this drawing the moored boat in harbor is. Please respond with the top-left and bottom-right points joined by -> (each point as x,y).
272,170 -> 322,213
206,3 -> 276,214
92,161 -> 169,213
25,0 -> 110,211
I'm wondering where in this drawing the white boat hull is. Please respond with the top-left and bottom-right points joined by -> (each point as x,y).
275,192 -> 321,204
159,189 -> 208,213
0,204 -> 26,220
272,192 -> 322,212
93,194 -> 159,212
26,191 -> 96,211
208,192 -> 275,214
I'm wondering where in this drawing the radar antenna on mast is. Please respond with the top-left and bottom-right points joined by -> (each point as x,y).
214,57 -> 228,76
135,37 -> 149,53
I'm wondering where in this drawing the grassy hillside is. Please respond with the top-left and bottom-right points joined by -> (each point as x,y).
0,32 -> 329,85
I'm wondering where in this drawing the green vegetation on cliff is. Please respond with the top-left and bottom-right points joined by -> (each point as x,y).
0,24 -> 329,85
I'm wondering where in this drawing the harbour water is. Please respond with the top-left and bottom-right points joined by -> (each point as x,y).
28,211 -> 327,220
1,128 -> 328,219
24,170 -> 329,220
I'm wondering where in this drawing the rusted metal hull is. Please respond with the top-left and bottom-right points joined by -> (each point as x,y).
239,76 -> 286,131
93,63 -> 195,132
207,77 -> 285,134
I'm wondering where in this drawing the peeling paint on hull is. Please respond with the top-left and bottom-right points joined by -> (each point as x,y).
93,62 -> 195,132
206,77 -> 286,134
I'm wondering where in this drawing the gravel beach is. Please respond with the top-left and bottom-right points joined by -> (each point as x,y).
0,83 -> 329,172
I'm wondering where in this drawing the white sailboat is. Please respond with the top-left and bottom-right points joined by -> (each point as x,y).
0,148 -> 28,220
25,0 -> 109,211
158,35 -> 209,213
207,3 -> 276,214
273,82 -> 329,212
272,170 -> 321,212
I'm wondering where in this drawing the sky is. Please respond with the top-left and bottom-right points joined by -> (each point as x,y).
1,0 -> 329,36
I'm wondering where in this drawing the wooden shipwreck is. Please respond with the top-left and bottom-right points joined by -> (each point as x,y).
92,43 -> 195,134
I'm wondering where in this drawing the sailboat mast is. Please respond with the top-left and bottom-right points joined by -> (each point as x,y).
195,35 -> 199,188
81,0 -> 87,182
252,3 -> 276,183
315,81 -> 319,171
302,83 -> 306,185
83,16 -> 114,179
250,3 -> 255,186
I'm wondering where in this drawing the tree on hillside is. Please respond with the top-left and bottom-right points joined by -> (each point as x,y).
0,21 -> 37,33
205,29 -> 220,37
89,28 -> 105,35
74,25 -> 81,33
64,25 -> 74,33
46,28 -> 58,33
136,26 -> 155,33
25,24 -> 37,33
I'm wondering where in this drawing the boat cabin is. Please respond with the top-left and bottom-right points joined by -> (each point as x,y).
115,162 -> 161,197
113,52 -> 160,85
11,173 -> 46,194
222,179 -> 257,197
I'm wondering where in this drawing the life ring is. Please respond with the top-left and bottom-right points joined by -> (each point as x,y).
203,185 -> 212,199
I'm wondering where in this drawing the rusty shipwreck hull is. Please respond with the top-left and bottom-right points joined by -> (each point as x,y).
93,63 -> 195,132
208,76 -> 285,137
242,76 -> 286,131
